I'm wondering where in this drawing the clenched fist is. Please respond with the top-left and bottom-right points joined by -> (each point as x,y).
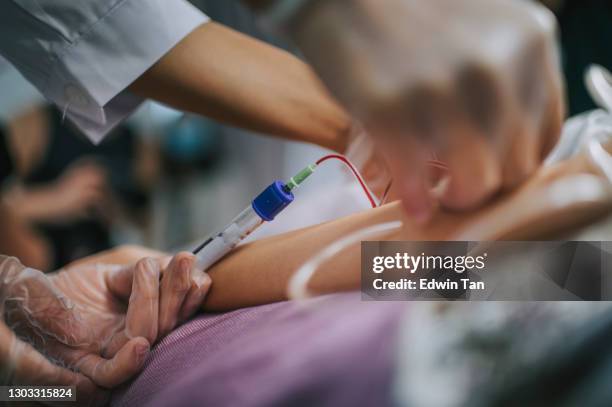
293,0 -> 565,221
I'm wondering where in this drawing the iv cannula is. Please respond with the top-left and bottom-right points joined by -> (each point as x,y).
192,164 -> 317,271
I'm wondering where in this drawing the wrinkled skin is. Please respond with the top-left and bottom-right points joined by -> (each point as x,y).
0,248 -> 211,404
0,319 -> 107,406
294,0 -> 565,221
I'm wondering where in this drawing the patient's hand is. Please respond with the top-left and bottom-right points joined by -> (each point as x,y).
3,247 -> 211,389
419,141 -> 612,241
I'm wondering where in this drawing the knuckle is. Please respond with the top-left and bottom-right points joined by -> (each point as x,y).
166,273 -> 190,294
174,251 -> 194,263
531,5 -> 558,37
519,0 -> 558,38
135,258 -> 150,273
171,276 -> 191,294
115,244 -> 141,258
135,258 -> 158,279
444,165 -> 502,210
504,159 -> 537,190
0,256 -> 25,277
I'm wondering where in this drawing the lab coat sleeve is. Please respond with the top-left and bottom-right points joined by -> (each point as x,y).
0,0 -> 209,144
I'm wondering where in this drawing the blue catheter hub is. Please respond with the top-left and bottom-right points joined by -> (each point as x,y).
252,181 -> 294,221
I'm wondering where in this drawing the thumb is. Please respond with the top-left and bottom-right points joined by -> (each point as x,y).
73,337 -> 150,389
398,172 -> 433,224
384,143 -> 433,223
438,132 -> 502,211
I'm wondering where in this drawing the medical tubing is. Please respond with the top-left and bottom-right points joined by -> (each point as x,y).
192,154 -> 378,271
287,221 -> 403,300
586,65 -> 612,112
381,180 -> 393,205
315,154 -> 449,208
587,139 -> 612,183
315,154 -> 378,208
285,164 -> 317,191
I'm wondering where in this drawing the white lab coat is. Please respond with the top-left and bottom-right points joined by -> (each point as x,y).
0,0 -> 209,143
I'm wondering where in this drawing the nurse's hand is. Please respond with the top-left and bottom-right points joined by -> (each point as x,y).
292,0 -> 565,221
0,321 -> 107,406
73,246 -> 213,337
1,251 -> 211,389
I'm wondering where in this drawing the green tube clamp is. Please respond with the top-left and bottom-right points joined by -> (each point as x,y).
285,164 -> 317,191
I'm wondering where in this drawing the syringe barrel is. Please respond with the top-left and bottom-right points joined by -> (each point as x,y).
195,205 -> 263,271
194,180 -> 295,271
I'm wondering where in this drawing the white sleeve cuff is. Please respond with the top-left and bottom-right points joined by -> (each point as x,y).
45,0 -> 209,144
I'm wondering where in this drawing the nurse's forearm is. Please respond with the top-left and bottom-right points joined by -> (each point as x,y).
129,22 -> 351,152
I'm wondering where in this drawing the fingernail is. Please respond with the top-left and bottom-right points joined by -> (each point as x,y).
431,177 -> 450,199
402,187 -> 431,224
134,343 -> 150,364
180,258 -> 192,274
144,258 -> 157,269
411,205 -> 431,224
193,272 -> 212,289
141,258 -> 158,279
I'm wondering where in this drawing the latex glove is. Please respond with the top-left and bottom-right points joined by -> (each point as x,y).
0,252 -> 210,389
0,320 -> 107,406
82,247 -> 213,337
292,0 -> 565,221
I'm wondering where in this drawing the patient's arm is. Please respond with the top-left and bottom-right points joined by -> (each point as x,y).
205,202 -> 406,311
203,145 -> 612,311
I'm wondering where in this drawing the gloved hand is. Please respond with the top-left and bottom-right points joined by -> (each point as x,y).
0,320 -> 107,406
292,0 -> 565,221
0,251 -> 211,391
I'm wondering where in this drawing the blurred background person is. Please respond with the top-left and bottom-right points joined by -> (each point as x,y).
0,104 -> 151,270
0,127 -> 49,270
